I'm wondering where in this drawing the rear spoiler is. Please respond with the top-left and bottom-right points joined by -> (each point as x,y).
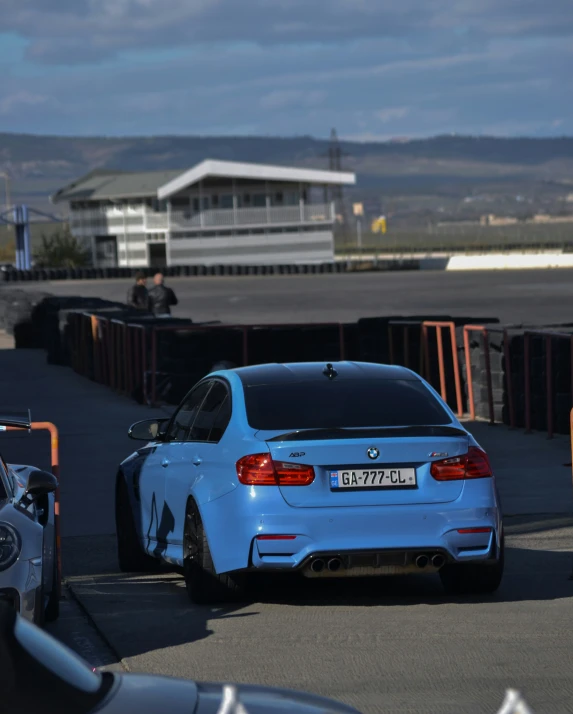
267,425 -> 468,442
0,410 -> 32,431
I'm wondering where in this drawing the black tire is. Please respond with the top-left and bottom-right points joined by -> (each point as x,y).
34,587 -> 46,627
44,530 -> 60,623
440,531 -> 504,595
116,476 -> 160,573
183,499 -> 246,604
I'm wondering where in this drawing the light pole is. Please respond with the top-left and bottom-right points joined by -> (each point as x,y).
352,202 -> 364,255
0,172 -> 13,254
0,172 -> 11,212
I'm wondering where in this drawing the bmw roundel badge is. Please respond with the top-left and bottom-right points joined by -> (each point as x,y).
367,447 -> 380,460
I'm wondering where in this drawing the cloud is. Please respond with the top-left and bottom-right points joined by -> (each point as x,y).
0,90 -> 53,115
2,0 -> 572,64
0,1 -> 571,137
376,107 -> 410,123
260,90 -> 327,110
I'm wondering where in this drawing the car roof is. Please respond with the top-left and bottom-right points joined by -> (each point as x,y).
232,362 -> 418,387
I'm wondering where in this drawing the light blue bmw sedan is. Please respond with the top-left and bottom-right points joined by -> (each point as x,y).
116,362 -> 503,603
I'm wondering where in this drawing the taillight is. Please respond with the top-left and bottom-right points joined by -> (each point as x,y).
430,446 -> 492,481
457,527 -> 492,534
236,454 -> 315,486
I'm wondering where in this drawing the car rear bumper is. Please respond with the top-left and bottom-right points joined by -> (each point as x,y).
248,481 -> 501,575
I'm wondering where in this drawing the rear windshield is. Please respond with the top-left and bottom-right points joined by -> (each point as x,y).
244,379 -> 451,431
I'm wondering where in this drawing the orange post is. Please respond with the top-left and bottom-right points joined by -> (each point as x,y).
5,422 -> 61,600
422,321 -> 463,417
90,315 -> 100,383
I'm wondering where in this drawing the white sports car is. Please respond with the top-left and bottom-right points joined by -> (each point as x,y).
0,413 -> 59,624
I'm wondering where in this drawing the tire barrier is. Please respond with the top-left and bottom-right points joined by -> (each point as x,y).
60,309 -> 500,410
462,323 -> 573,437
5,289 -> 571,436
0,259 -> 423,284
0,289 -> 56,347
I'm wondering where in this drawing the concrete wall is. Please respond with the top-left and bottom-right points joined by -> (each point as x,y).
167,230 -> 334,266
445,253 -> 573,270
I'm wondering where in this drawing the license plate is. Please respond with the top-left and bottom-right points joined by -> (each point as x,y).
330,468 -> 417,489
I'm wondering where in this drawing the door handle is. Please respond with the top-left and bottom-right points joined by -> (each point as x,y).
192,456 -> 202,466
161,458 -> 170,468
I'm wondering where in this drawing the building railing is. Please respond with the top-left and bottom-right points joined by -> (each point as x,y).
69,203 -> 334,233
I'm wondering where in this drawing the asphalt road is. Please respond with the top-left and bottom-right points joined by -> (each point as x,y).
12,267 -> 573,326
1,349 -> 572,714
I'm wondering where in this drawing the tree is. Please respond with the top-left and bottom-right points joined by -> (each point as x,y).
0,239 -> 15,263
33,229 -> 91,268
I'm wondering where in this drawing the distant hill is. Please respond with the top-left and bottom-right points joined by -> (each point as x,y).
1,133 -> 573,222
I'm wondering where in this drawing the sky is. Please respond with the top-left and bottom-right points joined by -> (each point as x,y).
0,0 -> 572,140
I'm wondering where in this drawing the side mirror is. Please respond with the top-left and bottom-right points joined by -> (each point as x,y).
24,470 -> 58,499
128,418 -> 169,441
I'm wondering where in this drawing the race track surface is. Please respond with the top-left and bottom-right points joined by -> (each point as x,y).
12,268 -> 573,326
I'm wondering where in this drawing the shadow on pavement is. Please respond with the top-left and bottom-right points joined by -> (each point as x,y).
66,569 -> 257,663
250,544 -> 573,607
63,537 -> 573,664
504,512 -> 573,536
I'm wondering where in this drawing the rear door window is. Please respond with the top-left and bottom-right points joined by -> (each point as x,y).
166,382 -> 212,442
244,379 -> 450,431
190,381 -> 229,442
208,394 -> 231,443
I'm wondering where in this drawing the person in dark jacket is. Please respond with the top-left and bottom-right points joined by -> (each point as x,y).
127,271 -> 149,311
148,272 -> 178,316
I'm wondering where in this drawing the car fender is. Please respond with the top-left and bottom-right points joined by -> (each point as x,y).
117,448 -> 154,538
198,486 -> 286,575
0,502 -> 43,561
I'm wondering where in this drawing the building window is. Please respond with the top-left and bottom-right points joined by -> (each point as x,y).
284,191 -> 299,206
192,198 -> 200,213
253,193 -> 266,207
150,199 -> 166,212
212,195 -> 219,208
220,194 -> 233,209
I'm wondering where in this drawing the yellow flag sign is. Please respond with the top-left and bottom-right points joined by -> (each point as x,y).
371,216 -> 387,234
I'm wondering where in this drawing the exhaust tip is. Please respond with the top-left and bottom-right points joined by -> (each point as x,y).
310,558 -> 325,573
432,554 -> 446,569
415,555 -> 429,569
327,558 -> 342,572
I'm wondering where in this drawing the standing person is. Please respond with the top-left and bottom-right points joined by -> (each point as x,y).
148,272 -> 178,317
127,271 -> 150,311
